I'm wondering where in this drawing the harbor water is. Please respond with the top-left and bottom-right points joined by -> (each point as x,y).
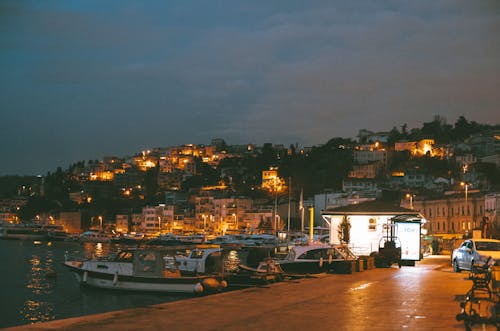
0,239 -> 188,329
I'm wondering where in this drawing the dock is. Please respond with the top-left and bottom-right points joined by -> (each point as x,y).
2,256 -> 481,331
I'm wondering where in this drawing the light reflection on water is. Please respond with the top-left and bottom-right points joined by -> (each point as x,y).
1,241 -> 275,328
0,240 -> 185,329
20,248 -> 57,324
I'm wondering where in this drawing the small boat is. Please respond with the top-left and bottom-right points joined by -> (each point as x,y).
44,225 -> 69,241
79,230 -> 113,243
63,247 -> 227,294
231,258 -> 285,285
176,247 -> 223,276
111,232 -> 146,244
147,233 -> 184,246
178,234 -> 206,244
275,243 -> 357,274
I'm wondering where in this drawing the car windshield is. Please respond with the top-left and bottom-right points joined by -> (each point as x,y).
475,241 -> 500,251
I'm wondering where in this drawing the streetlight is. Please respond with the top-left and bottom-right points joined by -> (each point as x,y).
406,193 -> 414,210
232,213 -> 237,231
202,214 -> 207,233
461,182 -> 470,230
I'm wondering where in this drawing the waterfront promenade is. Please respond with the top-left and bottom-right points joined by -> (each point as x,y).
3,256 -> 488,331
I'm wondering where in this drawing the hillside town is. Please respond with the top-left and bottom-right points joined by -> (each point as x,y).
0,116 -> 499,249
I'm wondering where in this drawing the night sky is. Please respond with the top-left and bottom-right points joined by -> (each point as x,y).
1,1 -> 499,176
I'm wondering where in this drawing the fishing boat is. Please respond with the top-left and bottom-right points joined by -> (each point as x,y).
274,243 -> 357,274
175,246 -> 285,285
63,247 -> 227,294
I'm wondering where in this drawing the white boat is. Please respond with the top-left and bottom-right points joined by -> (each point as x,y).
178,234 -> 206,244
63,247 -> 227,294
275,243 -> 357,274
79,230 -> 113,243
44,225 -> 69,241
176,247 -> 223,276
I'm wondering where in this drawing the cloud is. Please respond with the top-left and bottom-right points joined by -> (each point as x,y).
0,0 -> 499,174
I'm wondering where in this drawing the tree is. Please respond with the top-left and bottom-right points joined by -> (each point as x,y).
338,215 -> 351,244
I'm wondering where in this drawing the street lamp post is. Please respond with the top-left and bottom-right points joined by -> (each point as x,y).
406,193 -> 414,210
461,182 -> 470,230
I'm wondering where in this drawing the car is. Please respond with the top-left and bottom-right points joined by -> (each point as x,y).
451,238 -> 500,272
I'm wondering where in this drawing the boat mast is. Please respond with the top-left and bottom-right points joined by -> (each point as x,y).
287,177 -> 291,237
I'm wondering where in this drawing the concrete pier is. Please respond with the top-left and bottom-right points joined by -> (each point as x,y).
3,256 -> 491,331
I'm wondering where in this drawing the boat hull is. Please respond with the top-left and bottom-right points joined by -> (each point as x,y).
278,261 -> 331,274
64,262 -> 223,294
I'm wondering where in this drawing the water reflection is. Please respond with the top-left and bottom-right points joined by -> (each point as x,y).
21,246 -> 57,324
20,300 -> 55,324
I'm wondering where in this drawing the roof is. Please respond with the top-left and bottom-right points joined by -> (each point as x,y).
322,200 -> 418,215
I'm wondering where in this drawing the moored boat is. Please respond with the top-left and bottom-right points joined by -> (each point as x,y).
146,233 -> 184,246
275,243 -> 357,274
111,232 -> 146,244
79,230 -> 113,243
63,247 -> 227,294
44,225 -> 69,241
0,222 -> 47,240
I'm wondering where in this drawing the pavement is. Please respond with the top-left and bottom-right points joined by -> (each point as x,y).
3,255 -> 494,331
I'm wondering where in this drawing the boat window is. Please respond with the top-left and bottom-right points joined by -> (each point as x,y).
298,249 -> 323,260
115,251 -> 133,262
97,264 -> 109,269
137,251 -> 157,273
163,256 -> 178,272
191,250 -> 205,259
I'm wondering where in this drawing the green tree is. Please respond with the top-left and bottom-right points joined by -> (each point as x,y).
338,215 -> 351,244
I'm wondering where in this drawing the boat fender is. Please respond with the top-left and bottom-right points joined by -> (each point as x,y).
193,283 -> 204,294
83,271 -> 88,283
202,277 -> 220,290
113,272 -> 118,286
319,257 -> 324,268
219,280 -> 228,289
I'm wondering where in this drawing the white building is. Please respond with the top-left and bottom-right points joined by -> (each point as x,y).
321,201 -> 422,256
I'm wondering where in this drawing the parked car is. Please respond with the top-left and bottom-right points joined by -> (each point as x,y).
451,239 -> 500,272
